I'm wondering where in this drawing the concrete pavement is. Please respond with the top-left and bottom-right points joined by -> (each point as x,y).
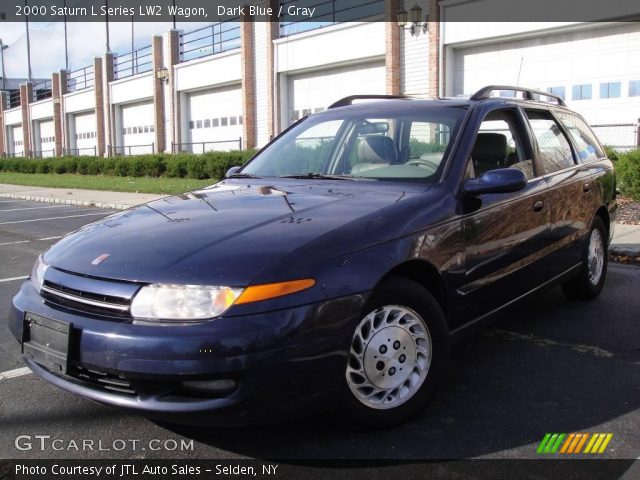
611,223 -> 640,256
1,183 -> 639,255
0,183 -> 165,210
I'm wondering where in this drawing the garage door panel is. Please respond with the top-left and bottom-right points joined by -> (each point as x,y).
38,119 -> 55,157
121,102 -> 155,153
73,112 -> 97,154
10,126 -> 24,156
287,61 -> 385,124
187,86 -> 243,151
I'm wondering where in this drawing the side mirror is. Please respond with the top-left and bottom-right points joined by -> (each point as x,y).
225,166 -> 242,178
463,168 -> 527,195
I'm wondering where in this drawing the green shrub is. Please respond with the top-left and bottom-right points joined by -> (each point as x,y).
616,149 -> 640,200
603,145 -> 619,162
0,149 -> 257,180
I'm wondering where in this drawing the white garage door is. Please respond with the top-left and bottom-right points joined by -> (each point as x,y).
10,125 -> 24,156
38,119 -> 55,157
187,85 -> 243,152
73,111 -> 97,155
286,61 -> 386,126
121,101 -> 155,154
450,23 -> 640,127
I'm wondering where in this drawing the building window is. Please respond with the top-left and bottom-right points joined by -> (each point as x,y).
230,116 -> 237,126
204,119 -> 210,128
629,80 -> 640,97
600,82 -> 621,99
150,125 -> 154,132
189,121 -> 194,129
239,115 -> 243,124
547,86 -> 565,99
212,118 -> 219,127
221,117 -> 228,127
572,84 -> 592,100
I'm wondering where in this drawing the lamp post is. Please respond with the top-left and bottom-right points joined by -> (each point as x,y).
25,0 -> 32,82
63,0 -> 69,70
0,39 -> 8,91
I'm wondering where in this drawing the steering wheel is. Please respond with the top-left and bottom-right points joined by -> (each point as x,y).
405,158 -> 439,172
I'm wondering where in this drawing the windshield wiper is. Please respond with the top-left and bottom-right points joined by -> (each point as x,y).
278,173 -> 358,181
228,172 -> 261,179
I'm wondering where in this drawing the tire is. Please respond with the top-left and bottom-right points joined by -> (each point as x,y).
561,216 -> 608,301
343,276 -> 449,428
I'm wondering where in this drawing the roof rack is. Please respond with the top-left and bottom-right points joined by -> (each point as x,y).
470,85 -> 566,107
328,95 -> 407,109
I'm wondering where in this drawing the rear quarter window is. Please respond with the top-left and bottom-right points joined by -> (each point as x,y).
525,109 -> 576,174
554,110 -> 604,163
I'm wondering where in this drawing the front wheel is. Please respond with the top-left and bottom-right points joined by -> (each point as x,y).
562,217 -> 608,301
343,277 -> 449,428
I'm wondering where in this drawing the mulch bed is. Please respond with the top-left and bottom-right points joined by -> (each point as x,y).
617,195 -> 640,225
609,196 -> 640,265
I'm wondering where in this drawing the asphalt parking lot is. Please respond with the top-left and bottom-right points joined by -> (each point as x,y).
0,198 -> 639,461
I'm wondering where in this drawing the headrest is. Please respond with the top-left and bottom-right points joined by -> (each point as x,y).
357,136 -> 397,164
471,133 -> 507,171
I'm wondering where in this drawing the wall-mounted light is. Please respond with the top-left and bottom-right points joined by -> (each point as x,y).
156,67 -> 169,84
397,4 -> 428,36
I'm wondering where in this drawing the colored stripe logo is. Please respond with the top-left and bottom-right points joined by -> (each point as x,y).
537,433 -> 612,454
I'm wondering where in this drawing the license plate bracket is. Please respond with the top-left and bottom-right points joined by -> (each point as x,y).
22,313 -> 71,374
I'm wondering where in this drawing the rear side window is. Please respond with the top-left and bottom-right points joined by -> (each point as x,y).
525,109 -> 575,174
554,110 -> 604,163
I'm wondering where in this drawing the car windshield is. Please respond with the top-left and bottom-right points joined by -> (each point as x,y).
241,106 -> 467,182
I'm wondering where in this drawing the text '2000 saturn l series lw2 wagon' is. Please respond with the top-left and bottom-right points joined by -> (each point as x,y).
9,86 -> 616,427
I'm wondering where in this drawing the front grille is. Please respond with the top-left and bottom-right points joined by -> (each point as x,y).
68,365 -> 137,396
41,279 -> 132,318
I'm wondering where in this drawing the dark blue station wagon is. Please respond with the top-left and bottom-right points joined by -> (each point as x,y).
10,86 -> 616,427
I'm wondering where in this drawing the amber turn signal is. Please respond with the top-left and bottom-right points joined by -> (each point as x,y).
235,279 -> 316,305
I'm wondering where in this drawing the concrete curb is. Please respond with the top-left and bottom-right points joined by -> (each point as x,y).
0,193 -> 133,210
610,246 -> 640,257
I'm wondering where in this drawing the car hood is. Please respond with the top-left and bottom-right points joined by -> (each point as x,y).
43,180 -> 435,286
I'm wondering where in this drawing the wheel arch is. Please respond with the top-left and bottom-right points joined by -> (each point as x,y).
594,205 -> 611,243
378,260 -> 448,318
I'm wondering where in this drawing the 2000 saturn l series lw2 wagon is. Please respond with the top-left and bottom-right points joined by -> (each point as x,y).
10,86 -> 616,427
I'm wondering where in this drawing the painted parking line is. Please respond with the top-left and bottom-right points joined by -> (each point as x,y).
0,367 -> 32,381
0,276 -> 29,283
0,205 -> 71,213
0,212 -> 106,225
0,240 -> 31,247
0,236 -> 64,247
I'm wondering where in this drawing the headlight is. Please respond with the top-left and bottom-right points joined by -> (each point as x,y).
130,278 -> 316,324
131,284 -> 243,322
30,255 -> 47,290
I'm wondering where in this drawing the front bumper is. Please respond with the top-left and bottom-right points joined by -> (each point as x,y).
9,281 -> 366,424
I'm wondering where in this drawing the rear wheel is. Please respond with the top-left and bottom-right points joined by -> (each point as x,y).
562,217 -> 608,301
343,277 -> 449,428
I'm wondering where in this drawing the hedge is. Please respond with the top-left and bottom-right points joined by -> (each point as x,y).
0,150 -> 257,180
613,148 -> 640,201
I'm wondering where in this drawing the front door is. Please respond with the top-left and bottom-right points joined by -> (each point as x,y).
454,107 -> 550,325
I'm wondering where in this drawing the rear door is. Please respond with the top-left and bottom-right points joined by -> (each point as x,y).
456,107 -> 550,323
524,108 -> 597,277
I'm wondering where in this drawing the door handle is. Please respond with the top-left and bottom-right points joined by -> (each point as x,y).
533,200 -> 544,212
583,183 -> 590,192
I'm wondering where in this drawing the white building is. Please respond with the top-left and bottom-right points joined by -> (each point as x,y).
1,0 -> 639,157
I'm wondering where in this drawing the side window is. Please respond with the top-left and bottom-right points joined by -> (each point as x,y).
469,109 -> 535,179
525,109 -> 575,174
554,110 -> 604,163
